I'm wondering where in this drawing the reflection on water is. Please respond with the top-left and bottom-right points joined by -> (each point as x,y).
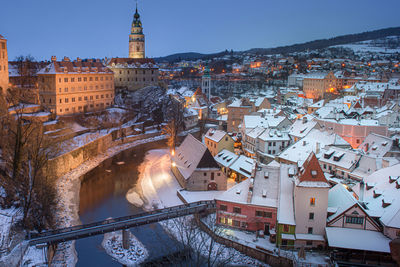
76,141 -> 167,267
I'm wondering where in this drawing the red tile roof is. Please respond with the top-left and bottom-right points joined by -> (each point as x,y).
298,152 -> 328,184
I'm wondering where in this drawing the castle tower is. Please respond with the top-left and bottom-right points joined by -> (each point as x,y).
0,34 -> 9,93
202,66 -> 211,101
129,4 -> 145,59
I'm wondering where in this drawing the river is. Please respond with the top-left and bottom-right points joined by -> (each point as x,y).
75,140 -> 181,266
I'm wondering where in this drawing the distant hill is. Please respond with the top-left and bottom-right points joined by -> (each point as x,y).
154,27 -> 400,63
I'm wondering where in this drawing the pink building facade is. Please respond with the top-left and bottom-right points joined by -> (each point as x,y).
216,200 -> 277,234
317,119 -> 388,148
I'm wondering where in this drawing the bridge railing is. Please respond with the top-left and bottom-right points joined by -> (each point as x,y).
27,200 -> 215,240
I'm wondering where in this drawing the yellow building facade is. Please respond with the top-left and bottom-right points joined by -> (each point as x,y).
38,57 -> 115,115
107,58 -> 158,91
0,35 -> 9,93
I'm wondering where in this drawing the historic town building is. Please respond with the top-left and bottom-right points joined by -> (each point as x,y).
129,5 -> 145,59
107,58 -> 158,91
38,56 -> 115,115
0,34 -> 9,93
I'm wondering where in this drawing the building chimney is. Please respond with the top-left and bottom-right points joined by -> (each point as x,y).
51,56 -> 57,62
76,57 -> 82,62
315,142 -> 320,154
359,180 -> 365,202
364,143 -> 369,152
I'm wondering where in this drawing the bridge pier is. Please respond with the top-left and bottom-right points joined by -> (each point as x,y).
122,229 -> 130,249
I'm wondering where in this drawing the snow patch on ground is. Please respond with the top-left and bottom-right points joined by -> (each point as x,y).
101,231 -> 148,266
126,189 -> 144,207
133,149 -> 183,210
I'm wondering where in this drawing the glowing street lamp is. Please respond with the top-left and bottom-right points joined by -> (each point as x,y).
172,162 -> 176,167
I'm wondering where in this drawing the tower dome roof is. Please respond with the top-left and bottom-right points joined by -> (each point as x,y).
134,8 -> 140,19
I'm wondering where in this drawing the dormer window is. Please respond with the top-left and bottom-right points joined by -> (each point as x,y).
333,152 -> 344,162
389,176 -> 398,184
324,151 -> 334,159
382,199 -> 392,208
373,190 -> 382,198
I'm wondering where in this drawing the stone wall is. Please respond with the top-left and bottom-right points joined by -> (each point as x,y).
46,127 -> 161,178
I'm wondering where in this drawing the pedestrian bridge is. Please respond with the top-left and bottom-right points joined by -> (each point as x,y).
27,200 -> 215,246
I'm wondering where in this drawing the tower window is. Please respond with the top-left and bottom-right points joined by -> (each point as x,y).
310,197 -> 316,206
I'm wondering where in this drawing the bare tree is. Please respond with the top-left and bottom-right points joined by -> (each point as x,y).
162,98 -> 184,153
0,88 -> 57,231
160,215 -> 236,267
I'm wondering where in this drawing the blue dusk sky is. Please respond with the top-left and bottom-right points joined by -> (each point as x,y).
1,0 -> 399,61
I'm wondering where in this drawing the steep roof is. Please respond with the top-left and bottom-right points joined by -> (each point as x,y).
197,149 -> 220,169
173,134 -> 219,180
296,152 -> 329,187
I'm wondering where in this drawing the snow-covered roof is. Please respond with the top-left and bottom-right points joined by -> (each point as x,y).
173,134 -> 219,180
309,99 -> 324,108
288,114 -> 319,139
325,227 -> 391,253
38,60 -> 113,75
251,165 -> 279,207
229,155 -> 255,179
277,164 -> 296,225
258,129 -> 290,142
353,164 -> 400,229
242,115 -> 288,131
318,147 -> 360,171
214,149 -> 238,168
216,165 -> 279,208
327,184 -> 358,222
204,128 -> 228,143
280,128 -> 350,166
358,133 -> 394,158
246,126 -> 265,139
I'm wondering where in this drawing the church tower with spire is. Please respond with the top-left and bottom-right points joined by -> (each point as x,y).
129,4 -> 145,58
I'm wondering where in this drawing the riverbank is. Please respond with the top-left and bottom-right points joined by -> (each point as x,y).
52,135 -> 166,266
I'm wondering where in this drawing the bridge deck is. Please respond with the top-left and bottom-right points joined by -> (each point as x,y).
27,200 -> 215,246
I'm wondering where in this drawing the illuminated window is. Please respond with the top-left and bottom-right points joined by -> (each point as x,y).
227,218 -> 232,226
310,197 -> 316,206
